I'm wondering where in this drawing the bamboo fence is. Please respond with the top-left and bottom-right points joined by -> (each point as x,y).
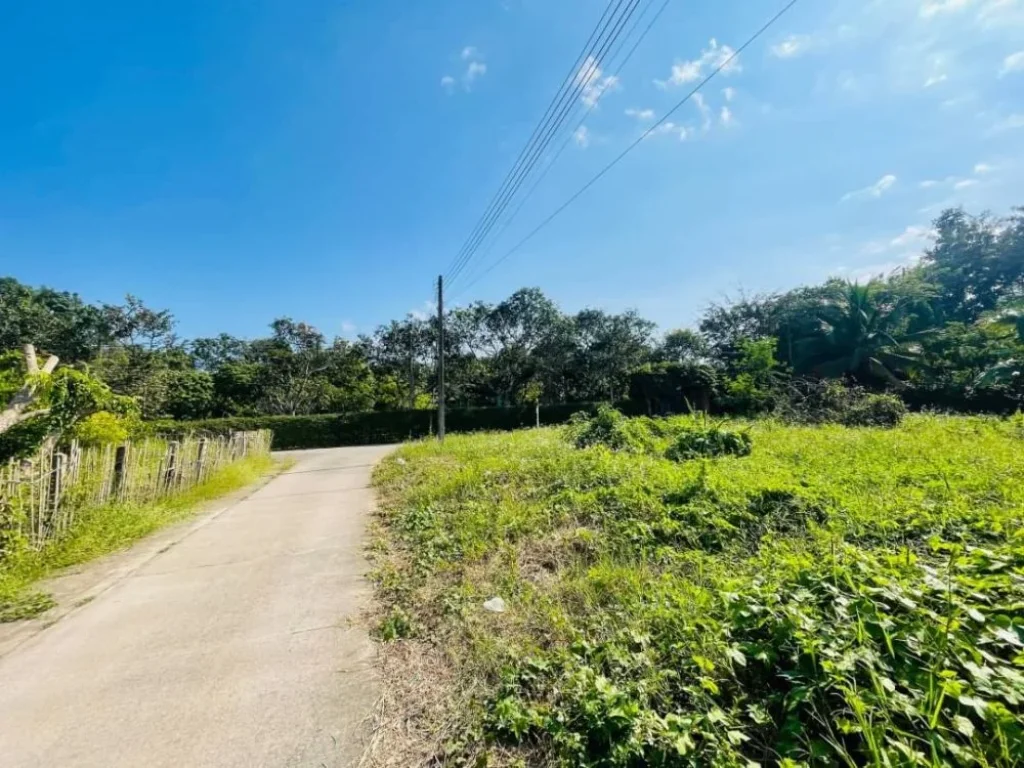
1,430 -> 271,551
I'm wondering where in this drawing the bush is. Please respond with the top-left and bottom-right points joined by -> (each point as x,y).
68,411 -> 130,446
147,403 -> 623,450
664,423 -> 752,461
780,379 -> 907,428
563,406 -> 656,453
845,391 -> 907,427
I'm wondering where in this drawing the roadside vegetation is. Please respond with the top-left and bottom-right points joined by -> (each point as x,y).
371,411 -> 1024,767
0,452 -> 279,622
3,205 -> 1022,433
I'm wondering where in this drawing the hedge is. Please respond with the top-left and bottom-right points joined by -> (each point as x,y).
145,402 -> 642,450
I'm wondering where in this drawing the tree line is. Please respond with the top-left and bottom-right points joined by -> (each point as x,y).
2,205 -> 1022,429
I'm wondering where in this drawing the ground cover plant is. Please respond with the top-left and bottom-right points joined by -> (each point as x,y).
371,413 -> 1024,767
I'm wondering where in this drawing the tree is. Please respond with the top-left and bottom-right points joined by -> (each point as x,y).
974,301 -> 1024,389
0,278 -> 115,362
163,369 -> 216,420
657,329 -> 710,364
791,281 -> 932,386
921,208 -> 1020,325
1,344 -> 136,460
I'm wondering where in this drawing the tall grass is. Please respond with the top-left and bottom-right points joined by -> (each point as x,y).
372,414 -> 1024,767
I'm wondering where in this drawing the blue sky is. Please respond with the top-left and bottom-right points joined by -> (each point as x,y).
2,0 -> 1022,340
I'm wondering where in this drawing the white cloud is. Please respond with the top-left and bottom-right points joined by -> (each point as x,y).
954,178 -> 979,188
576,55 -> 620,107
1001,51 -> 1024,74
649,121 -> 690,141
720,106 -> 735,126
919,179 -> 940,188
573,125 -> 590,148
974,162 -> 994,173
625,107 -> 656,121
693,93 -> 712,131
992,113 -> 1024,131
841,174 -> 897,202
890,225 -> 936,248
654,38 -> 741,89
924,73 -> 948,86
920,0 -> 974,19
722,87 -> 736,102
443,47 -> 487,92
771,34 -> 811,58
465,61 -> 487,85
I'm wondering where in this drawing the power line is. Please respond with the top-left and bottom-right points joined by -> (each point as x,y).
452,0 -> 802,301
444,0 -> 645,287
452,0 -> 674,293
446,0 -> 641,287
442,0 -> 622,286
446,0 -> 649,287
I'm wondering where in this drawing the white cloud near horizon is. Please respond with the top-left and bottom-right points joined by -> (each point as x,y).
841,174 -> 897,202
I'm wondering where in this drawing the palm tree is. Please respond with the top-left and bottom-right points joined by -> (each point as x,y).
975,302 -> 1023,388
793,281 -> 932,386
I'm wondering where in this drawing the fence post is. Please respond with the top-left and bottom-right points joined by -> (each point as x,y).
47,452 -> 65,515
164,441 -> 179,490
195,438 -> 208,481
113,444 -> 128,500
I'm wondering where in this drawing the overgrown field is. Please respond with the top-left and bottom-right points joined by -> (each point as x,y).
0,453 -> 279,622
371,414 -> 1024,767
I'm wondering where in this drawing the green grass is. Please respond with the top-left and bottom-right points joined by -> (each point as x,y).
0,453 -> 283,622
372,414 -> 1024,767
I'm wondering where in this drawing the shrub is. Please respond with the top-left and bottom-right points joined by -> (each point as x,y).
664,423 -> 752,461
564,406 -> 656,453
146,403 -> 625,450
844,391 -> 907,427
780,379 -> 907,428
68,411 -> 130,446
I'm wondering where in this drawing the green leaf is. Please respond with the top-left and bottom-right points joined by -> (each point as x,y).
953,715 -> 975,738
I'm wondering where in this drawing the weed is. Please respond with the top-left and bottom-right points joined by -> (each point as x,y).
664,424 -> 752,461
0,590 -> 55,622
372,415 -> 1024,766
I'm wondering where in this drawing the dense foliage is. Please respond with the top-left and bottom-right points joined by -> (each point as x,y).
2,205 -> 1021,423
372,415 -> 1024,767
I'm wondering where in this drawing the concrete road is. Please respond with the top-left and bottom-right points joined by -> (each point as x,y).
0,445 -> 392,768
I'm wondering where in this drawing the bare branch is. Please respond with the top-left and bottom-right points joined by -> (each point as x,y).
24,344 -> 39,375
14,408 -> 51,424
41,355 -> 59,374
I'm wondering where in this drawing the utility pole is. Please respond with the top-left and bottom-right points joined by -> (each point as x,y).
436,275 -> 446,441
407,328 -> 415,410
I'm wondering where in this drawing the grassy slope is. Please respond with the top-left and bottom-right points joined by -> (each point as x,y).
0,454 -> 282,621
372,415 -> 1024,767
